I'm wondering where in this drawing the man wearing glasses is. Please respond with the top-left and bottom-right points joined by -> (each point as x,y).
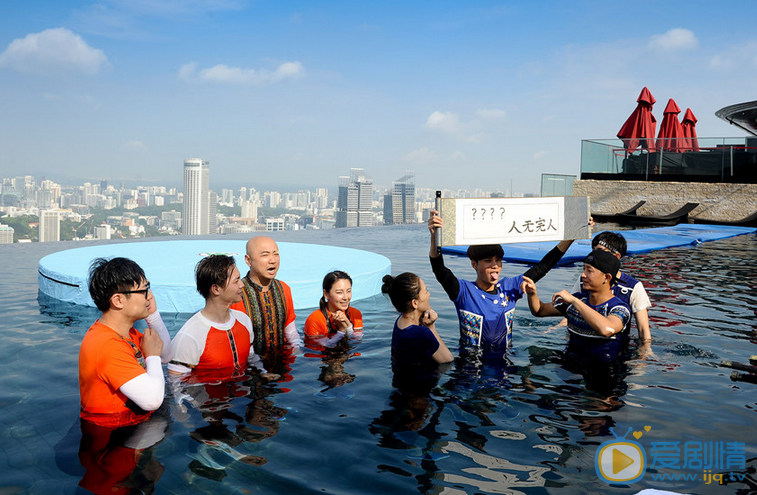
78,257 -> 174,428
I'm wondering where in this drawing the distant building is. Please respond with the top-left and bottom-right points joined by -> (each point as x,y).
208,190 -> 218,234
39,210 -> 60,242
0,224 -> 13,244
94,224 -> 111,240
384,172 -> 416,225
336,168 -> 373,228
161,210 -> 182,231
182,158 -> 210,235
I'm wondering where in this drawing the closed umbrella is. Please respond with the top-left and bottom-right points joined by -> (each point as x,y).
681,108 -> 699,152
617,87 -> 657,151
656,99 -> 684,152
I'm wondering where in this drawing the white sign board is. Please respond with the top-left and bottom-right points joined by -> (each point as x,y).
436,195 -> 590,249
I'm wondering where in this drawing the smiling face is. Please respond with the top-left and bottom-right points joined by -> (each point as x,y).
580,263 -> 610,292
245,236 -> 280,286
325,278 -> 352,313
472,256 -> 502,291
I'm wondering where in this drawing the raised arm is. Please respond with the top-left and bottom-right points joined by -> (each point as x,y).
145,308 -> 173,364
523,240 -> 574,283
428,210 -> 460,301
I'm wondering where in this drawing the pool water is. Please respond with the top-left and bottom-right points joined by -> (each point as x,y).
2,224 -> 756,494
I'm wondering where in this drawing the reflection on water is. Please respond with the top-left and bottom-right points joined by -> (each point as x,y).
3,227 -> 757,494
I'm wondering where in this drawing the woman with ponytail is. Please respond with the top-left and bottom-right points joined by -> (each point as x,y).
304,271 -> 363,347
382,273 -> 453,374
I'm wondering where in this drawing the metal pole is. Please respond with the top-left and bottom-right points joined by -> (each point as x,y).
434,191 -> 442,255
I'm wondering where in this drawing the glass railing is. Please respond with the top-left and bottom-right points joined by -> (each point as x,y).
581,137 -> 757,182
540,173 -> 576,196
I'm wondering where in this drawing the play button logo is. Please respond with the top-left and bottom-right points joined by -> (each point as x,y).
595,441 -> 646,484
613,448 -> 634,473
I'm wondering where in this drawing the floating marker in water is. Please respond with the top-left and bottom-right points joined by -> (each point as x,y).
730,371 -> 757,384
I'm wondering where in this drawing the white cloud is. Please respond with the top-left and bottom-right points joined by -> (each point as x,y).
0,28 -> 108,75
476,108 -> 506,119
179,61 -> 304,85
648,28 -> 698,52
402,147 -> 465,164
124,140 -> 146,150
424,111 -> 462,134
533,150 -> 548,159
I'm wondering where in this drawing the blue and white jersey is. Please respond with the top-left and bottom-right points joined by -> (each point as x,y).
573,271 -> 650,337
556,292 -> 631,362
454,275 -> 524,351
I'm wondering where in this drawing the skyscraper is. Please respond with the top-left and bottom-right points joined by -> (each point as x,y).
336,168 -> 373,228
182,158 -> 210,235
384,172 -> 416,225
39,210 -> 60,242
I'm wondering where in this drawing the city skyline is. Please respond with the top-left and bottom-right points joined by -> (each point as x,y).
1,2 -> 757,194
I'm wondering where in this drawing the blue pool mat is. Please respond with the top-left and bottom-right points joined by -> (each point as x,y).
38,240 -> 391,313
441,224 -> 757,264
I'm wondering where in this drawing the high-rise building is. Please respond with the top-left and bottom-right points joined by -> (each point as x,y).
208,190 -> 218,234
0,224 -> 14,244
336,168 -> 373,228
39,210 -> 60,242
182,158 -> 210,235
384,172 -> 416,225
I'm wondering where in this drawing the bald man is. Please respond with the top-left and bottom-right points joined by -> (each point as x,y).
231,236 -> 301,355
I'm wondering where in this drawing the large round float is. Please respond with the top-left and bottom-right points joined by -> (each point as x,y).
38,240 -> 391,314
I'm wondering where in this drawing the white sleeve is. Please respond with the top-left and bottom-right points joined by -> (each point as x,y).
168,316 -> 205,373
145,311 -> 173,364
119,356 -> 165,411
284,322 -> 301,347
311,329 -> 348,348
630,282 -> 652,313
247,347 -> 267,373
122,414 -> 168,450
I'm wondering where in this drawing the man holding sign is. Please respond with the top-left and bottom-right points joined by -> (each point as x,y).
428,210 -> 573,360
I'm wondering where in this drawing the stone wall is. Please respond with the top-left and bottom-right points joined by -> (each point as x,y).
573,180 -> 757,222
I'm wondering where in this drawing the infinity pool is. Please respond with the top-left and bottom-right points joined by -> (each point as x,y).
2,224 -> 756,494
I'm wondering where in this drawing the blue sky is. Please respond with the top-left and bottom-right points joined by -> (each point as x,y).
1,0 -> 756,194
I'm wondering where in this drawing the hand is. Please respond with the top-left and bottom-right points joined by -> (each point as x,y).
428,210 -> 442,233
552,290 -> 574,306
520,276 -> 537,295
141,326 -> 164,357
331,310 -> 352,332
421,309 -> 438,327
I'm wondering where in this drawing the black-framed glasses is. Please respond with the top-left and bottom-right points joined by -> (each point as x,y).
120,283 -> 151,298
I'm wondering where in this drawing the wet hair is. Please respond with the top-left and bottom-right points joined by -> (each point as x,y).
88,257 -> 147,312
320,271 -> 354,332
195,254 -> 237,299
592,231 -> 627,257
381,272 -> 422,313
466,244 -> 504,262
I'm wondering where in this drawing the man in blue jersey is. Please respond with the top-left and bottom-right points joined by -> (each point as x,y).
523,249 -> 632,363
427,210 -> 573,360
565,231 -> 651,350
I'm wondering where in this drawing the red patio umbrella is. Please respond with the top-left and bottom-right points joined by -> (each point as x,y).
656,98 -> 684,152
681,108 -> 699,151
617,87 -> 657,151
